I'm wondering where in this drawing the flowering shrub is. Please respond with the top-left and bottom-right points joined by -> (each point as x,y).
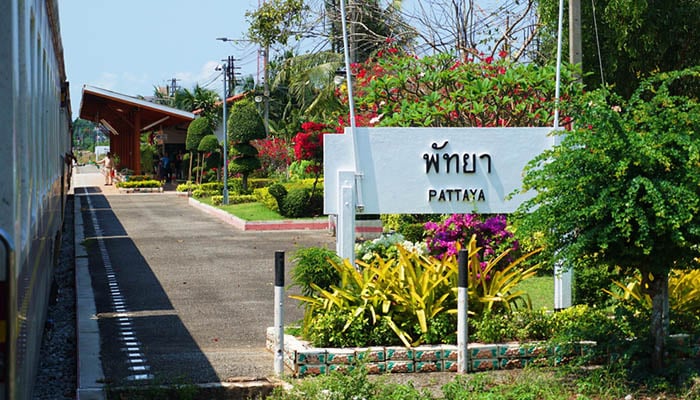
355,233 -> 427,262
292,121 -> 331,174
252,137 -> 292,177
424,214 -> 519,266
333,45 -> 582,129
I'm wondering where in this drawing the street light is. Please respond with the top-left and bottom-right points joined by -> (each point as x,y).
216,38 -> 232,205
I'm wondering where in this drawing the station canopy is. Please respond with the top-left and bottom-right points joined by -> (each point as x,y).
79,85 -> 194,174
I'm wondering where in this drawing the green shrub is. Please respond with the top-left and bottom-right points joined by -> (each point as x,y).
292,237 -> 540,347
267,183 -> 288,212
281,187 -> 308,217
253,187 -> 279,212
176,181 -> 197,192
401,223 -> 426,243
291,247 -> 341,297
115,180 -> 162,189
211,195 -> 223,205
124,175 -> 150,182
574,264 -> 619,307
200,182 -> 224,192
282,187 -> 323,218
472,310 -> 520,343
229,194 -> 257,204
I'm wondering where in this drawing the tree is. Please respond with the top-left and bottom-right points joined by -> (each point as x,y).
270,51 -> 345,138
539,0 -> 700,97
186,116 -> 213,182
198,134 -> 222,181
512,68 -> 700,372
322,0 -> 415,62
228,99 -> 267,191
400,0 -> 539,62
246,0 -> 306,48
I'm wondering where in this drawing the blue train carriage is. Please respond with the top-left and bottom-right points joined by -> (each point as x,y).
0,1 -> 72,399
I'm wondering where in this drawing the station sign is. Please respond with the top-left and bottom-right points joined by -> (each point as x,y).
324,127 -> 555,215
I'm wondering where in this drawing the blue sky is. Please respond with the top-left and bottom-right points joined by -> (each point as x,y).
59,1 -> 264,120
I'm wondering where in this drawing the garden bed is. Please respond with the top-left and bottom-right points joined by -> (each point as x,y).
266,329 -> 700,378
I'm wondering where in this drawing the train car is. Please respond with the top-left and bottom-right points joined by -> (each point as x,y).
0,1 -> 72,399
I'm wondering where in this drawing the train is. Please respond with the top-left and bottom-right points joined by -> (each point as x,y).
0,1 -> 73,399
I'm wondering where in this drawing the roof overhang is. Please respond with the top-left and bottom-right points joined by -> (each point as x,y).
79,85 -> 194,133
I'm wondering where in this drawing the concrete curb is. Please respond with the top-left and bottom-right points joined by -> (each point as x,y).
75,191 -> 106,400
188,197 -> 332,231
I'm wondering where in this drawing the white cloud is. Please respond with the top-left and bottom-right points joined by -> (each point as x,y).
174,60 -> 222,91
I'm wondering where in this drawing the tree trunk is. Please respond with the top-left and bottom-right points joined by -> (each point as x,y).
648,271 -> 669,372
188,151 -> 193,182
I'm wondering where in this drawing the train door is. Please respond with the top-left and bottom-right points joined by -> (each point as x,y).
0,232 -> 9,400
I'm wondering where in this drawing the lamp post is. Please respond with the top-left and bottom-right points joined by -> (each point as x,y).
221,61 -> 229,205
216,37 -> 233,205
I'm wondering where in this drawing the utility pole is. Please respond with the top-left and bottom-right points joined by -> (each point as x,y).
225,55 -> 240,97
569,0 -> 582,67
168,77 -> 180,98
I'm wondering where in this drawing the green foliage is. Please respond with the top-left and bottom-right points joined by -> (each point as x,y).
228,99 -> 266,143
254,186 -> 281,212
267,183 -> 287,208
140,142 -> 156,174
197,134 -> 220,152
515,68 -> 700,280
381,214 -> 439,242
512,67 -> 700,370
245,0 -> 305,47
605,269 -> 700,334
540,0 -> 700,98
293,237 -> 540,347
211,195 -> 257,206
229,156 -> 261,174
351,50 -> 583,128
282,187 -> 322,218
186,117 -> 212,151
115,180 -> 162,189
232,142 -> 259,156
288,160 -> 315,180
176,181 -> 197,192
574,264 -> 620,307
291,247 -> 341,297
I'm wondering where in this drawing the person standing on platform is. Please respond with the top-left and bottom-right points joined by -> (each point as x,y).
96,152 -> 114,185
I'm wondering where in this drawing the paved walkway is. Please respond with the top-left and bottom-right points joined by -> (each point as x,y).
72,166 -> 336,399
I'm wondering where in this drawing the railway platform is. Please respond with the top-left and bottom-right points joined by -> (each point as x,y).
71,166 -> 335,399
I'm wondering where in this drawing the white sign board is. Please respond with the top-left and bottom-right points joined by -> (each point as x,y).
324,127 -> 555,215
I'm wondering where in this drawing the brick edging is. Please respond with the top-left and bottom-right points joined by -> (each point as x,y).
266,328 -> 700,377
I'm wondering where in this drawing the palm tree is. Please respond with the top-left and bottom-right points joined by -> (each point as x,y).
270,51 -> 345,137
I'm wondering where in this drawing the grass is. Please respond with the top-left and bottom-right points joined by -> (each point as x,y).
197,197 -> 285,220
517,274 -> 554,310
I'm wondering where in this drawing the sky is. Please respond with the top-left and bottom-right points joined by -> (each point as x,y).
59,1 -> 264,120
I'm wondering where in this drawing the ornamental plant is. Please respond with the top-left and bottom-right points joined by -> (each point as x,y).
333,45 -> 582,129
512,67 -> 700,372
292,235 -> 539,347
228,99 -> 266,191
291,121 -> 335,199
251,137 -> 292,178
424,214 -> 519,265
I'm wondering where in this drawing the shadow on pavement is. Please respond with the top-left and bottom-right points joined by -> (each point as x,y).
78,187 -> 220,385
